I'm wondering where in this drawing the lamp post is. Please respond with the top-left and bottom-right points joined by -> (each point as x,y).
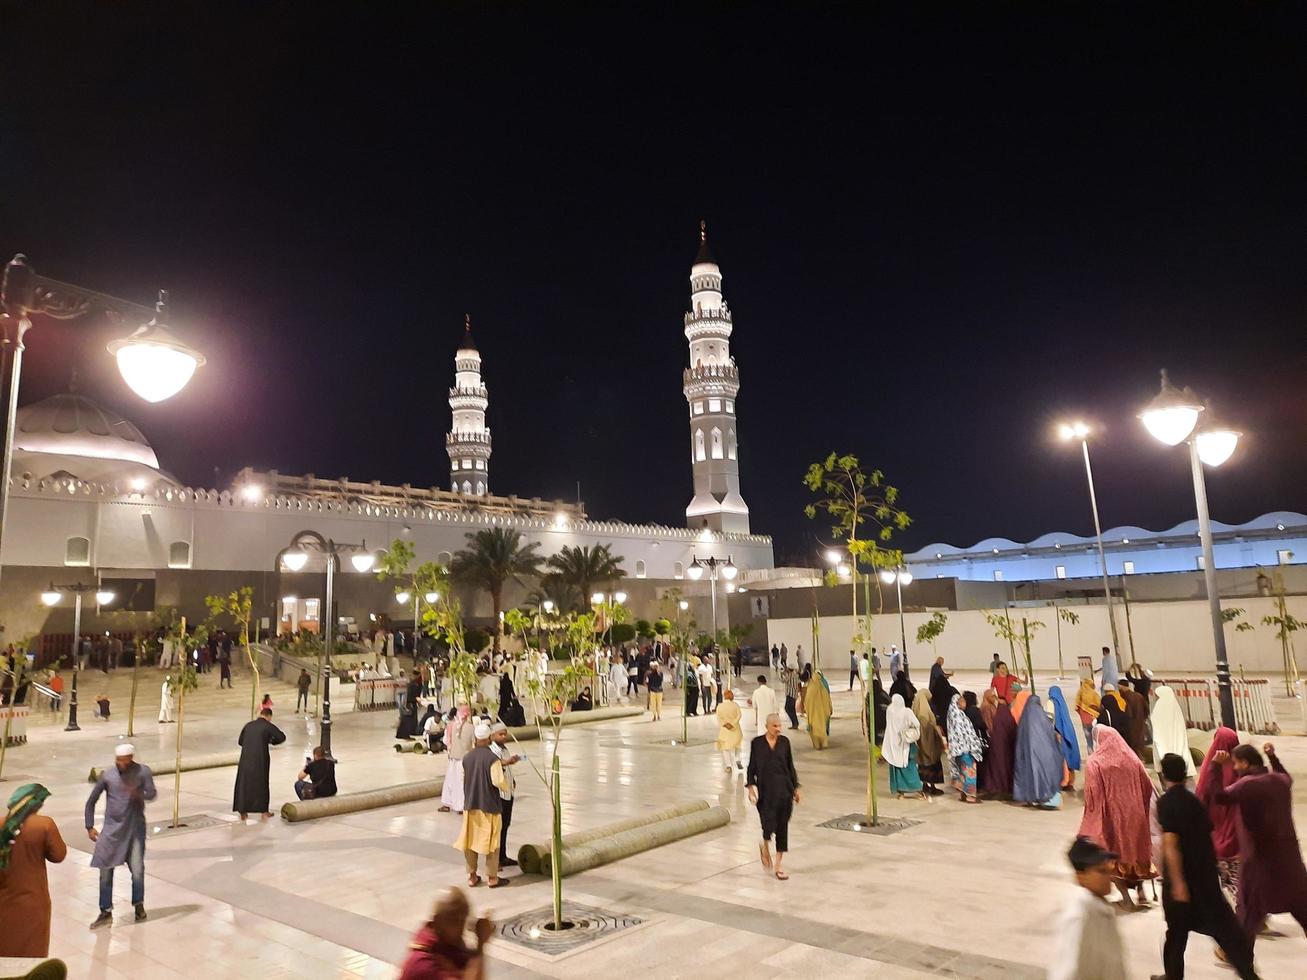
1057,421 -> 1123,665
677,599 -> 690,742
878,567 -> 914,665
276,531 -> 375,756
1140,370 -> 1240,730
686,555 -> 737,699
40,581 -> 114,731
1,255 -> 205,589
590,591 -> 627,649
395,588 -> 441,658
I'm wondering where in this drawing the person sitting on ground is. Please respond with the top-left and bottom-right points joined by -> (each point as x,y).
294,746 -> 337,801
95,694 -> 111,720
398,886 -> 495,980
423,706 -> 447,753
570,686 -> 593,712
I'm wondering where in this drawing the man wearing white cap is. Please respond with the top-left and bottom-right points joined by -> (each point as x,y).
489,722 -> 521,868
453,722 -> 511,888
85,744 -> 156,928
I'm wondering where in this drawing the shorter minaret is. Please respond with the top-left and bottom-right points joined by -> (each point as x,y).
446,315 -> 491,495
683,222 -> 750,532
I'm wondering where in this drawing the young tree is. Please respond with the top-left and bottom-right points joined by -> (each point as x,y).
450,529 -> 542,652
1051,605 -> 1080,679
804,452 -> 911,825
915,611 -> 948,658
1261,580 -> 1303,695
544,544 -> 625,612
376,538 -> 450,657
205,587 -> 257,718
983,610 -> 1044,684
165,614 -> 206,828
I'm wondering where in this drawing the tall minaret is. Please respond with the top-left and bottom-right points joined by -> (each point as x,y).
683,222 -> 750,533
446,315 -> 491,496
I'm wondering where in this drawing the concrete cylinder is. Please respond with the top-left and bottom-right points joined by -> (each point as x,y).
516,799 -> 712,873
280,778 -> 444,822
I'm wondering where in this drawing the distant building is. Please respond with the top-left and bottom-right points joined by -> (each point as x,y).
906,512 -> 1304,583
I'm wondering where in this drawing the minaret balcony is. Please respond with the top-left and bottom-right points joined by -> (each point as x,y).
446,430 -> 492,447
683,362 -> 739,385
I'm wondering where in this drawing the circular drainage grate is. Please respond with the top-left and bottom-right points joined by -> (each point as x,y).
498,903 -> 643,955
817,812 -> 922,836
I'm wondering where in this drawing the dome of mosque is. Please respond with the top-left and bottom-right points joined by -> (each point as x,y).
11,392 -> 176,486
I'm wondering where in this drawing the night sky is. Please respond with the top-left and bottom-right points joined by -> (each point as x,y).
4,4 -> 1304,562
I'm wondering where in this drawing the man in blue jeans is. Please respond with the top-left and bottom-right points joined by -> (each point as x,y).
85,743 -> 157,927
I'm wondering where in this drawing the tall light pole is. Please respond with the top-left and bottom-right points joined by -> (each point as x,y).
687,555 -> 737,699
40,581 -> 114,731
1140,370 -> 1240,730
1058,421 -> 1123,665
590,591 -> 627,649
878,567 -> 914,663
395,588 -> 441,660
1,255 -> 206,589
277,531 -> 376,757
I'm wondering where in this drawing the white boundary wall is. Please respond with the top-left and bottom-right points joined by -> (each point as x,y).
766,595 -> 1307,676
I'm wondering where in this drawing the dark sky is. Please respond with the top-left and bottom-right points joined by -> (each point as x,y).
4,3 -> 1304,563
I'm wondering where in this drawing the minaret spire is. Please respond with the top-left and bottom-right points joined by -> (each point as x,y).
682,227 -> 749,533
446,316 -> 490,495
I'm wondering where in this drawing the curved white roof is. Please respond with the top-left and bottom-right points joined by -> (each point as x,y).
15,393 -> 161,469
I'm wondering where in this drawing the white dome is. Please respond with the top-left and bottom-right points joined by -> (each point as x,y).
16,393 -> 160,468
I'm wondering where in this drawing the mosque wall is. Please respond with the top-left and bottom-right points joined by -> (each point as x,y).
765,594 -> 1307,677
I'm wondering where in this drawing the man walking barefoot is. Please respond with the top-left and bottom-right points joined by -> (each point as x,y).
746,713 -> 801,881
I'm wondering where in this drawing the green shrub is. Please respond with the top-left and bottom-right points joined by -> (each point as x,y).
609,623 -> 637,644
464,628 -> 491,653
635,619 -> 654,639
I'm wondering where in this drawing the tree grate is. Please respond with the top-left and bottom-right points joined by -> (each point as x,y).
497,902 -> 643,956
817,813 -> 922,836
147,813 -> 230,838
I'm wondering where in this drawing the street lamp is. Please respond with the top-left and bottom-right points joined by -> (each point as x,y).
1057,420 -> 1124,663
39,581 -> 114,731
0,256 -> 206,589
687,555 -> 737,699
274,531 -> 375,756
591,591 -> 626,649
1140,370 -> 1240,729
878,568 -> 914,664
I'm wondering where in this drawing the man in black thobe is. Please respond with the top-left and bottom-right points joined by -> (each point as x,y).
746,712 -> 801,880
233,708 -> 286,821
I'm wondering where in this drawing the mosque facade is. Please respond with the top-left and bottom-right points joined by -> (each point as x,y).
0,231 -> 774,642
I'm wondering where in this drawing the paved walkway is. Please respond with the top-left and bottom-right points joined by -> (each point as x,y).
3,666 -> 1305,978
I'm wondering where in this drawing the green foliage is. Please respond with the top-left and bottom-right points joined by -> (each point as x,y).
635,619 -> 654,639
377,538 -> 451,640
983,610 -> 1043,679
803,452 -> 911,558
915,611 -> 948,647
464,628 -> 491,653
1057,608 -> 1081,626
544,544 -> 625,612
653,618 -> 672,637
1261,610 -> 1304,642
609,623 -> 636,645
451,529 -> 543,650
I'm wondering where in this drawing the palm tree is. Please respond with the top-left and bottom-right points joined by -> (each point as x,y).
450,528 -> 543,651
545,544 -> 626,612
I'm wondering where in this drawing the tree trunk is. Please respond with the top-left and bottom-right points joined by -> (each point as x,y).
492,587 -> 503,653
172,690 -> 186,827
126,645 -> 141,738
551,750 -> 563,930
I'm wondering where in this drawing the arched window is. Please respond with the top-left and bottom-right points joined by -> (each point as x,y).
168,541 -> 192,569
65,536 -> 90,567
695,429 -> 706,461
674,561 -> 684,579
437,551 -> 452,568
635,560 -> 646,579
475,481 -> 485,495
727,428 -> 737,460
462,480 -> 472,494
710,427 -> 723,459
451,481 -> 457,492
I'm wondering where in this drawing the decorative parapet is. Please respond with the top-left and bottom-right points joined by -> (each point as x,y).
446,431 -> 492,446
682,362 -> 739,385
7,470 -> 772,545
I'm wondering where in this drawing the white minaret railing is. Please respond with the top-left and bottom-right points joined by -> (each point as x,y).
446,314 -> 491,496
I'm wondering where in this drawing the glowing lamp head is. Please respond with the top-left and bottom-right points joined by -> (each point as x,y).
591,592 -> 606,605
40,584 -> 62,607
350,552 -> 376,573
899,571 -> 913,586
1196,425 -> 1240,467
281,550 -> 309,572
424,591 -> 440,604
725,583 -> 736,594
240,484 -> 263,502
395,591 -> 412,605
106,292 -> 205,403
686,560 -> 704,581
96,590 -> 115,606
824,549 -> 841,565
720,559 -> 738,581
542,600 -> 554,613
614,591 -> 627,604
1058,421 -> 1090,441
836,563 -> 850,578
1140,369 -> 1203,446
879,569 -> 896,585
678,600 -> 689,611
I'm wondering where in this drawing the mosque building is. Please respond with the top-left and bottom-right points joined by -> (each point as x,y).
0,229 -> 775,643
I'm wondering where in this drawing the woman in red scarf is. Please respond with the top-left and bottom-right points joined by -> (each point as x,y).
1079,725 -> 1157,909
1196,726 -> 1243,899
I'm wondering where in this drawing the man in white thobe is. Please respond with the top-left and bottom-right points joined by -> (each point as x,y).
748,675 -> 779,738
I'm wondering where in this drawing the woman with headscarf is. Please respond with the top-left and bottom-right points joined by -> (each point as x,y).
803,669 -> 832,750
883,693 -> 925,799
1079,726 -> 1157,908
1150,685 -> 1195,781
1096,684 -> 1131,746
911,689 -> 946,796
980,688 -> 999,731
498,668 -> 525,727
928,671 -> 954,728
889,669 -> 915,706
0,783 -> 66,956
715,689 -> 744,772
862,676 -> 890,745
946,693 -> 984,803
1047,685 -> 1082,792
1073,678 -> 1100,754
1116,679 -> 1149,756
962,691 -> 990,789
1009,688 -> 1031,725
1195,726 -> 1242,899
982,698 -> 1018,797
1012,695 -> 1064,809
1125,662 -> 1152,701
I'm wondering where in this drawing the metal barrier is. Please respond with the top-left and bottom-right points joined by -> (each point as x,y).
1156,677 -> 1279,734
354,678 -> 399,711
0,705 -> 29,745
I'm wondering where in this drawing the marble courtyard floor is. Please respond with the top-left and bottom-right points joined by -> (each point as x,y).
3,667 -> 1306,978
